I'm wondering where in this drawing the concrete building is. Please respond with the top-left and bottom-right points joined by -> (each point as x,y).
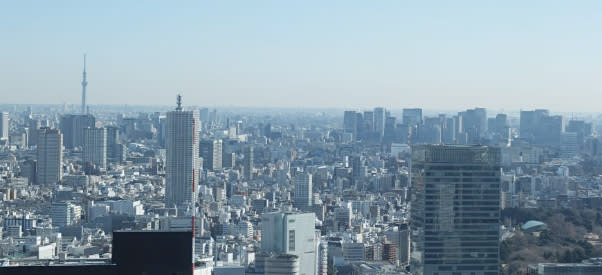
459,108 -> 487,144
520,110 -> 564,146
199,139 -> 222,171
0,112 -> 9,140
51,202 -> 81,228
402,108 -> 423,126
243,146 -> 254,180
27,118 -> 41,146
83,127 -> 107,169
60,114 -> 95,149
317,241 -> 328,275
293,172 -> 312,211
165,96 -> 200,209
374,107 -> 386,139
105,126 -> 124,163
255,253 -> 300,275
36,128 -> 63,185
528,260 -> 602,275
261,211 -> 317,275
385,223 -> 411,267
343,111 -> 358,141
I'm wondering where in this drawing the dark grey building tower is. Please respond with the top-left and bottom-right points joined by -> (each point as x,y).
106,126 -> 125,163
243,146 -> 254,180
411,144 -> 501,275
60,114 -> 95,149
37,128 -> 63,185
343,111 -> 358,141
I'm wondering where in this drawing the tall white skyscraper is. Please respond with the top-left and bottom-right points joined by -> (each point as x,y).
261,211 -> 317,275
166,95 -> 200,209
293,172 -> 312,210
0,112 -> 8,140
36,128 -> 63,185
83,127 -> 107,169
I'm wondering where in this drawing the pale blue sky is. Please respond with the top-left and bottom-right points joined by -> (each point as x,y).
1,1 -> 601,111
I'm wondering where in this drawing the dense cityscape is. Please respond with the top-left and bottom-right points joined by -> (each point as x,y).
4,2 -> 602,275
1,56 -> 602,275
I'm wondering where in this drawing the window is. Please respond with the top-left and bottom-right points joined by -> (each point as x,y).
288,230 -> 295,251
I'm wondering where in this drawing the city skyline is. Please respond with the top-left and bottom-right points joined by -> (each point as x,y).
2,1 -> 602,111
3,2 -> 602,274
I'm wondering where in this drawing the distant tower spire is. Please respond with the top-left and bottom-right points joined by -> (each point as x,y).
81,54 -> 88,114
176,94 -> 182,111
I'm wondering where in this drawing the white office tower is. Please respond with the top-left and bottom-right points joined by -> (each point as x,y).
165,95 -> 200,210
411,145 -> 501,275
0,112 -> 8,140
83,127 -> 107,169
36,128 -> 63,185
293,172 -> 312,211
261,211 -> 317,275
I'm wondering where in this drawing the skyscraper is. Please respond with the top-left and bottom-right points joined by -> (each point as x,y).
0,112 -> 8,140
60,114 -> 95,149
493,114 -> 508,136
519,109 -> 564,146
165,95 -> 200,209
261,211 -> 317,275
293,172 -> 312,210
83,127 -> 107,169
411,144 -> 501,275
459,108 -> 487,144
402,108 -> 423,126
36,128 -> 63,185
199,108 -> 209,124
27,118 -> 41,146
343,111 -> 358,141
106,126 -> 124,163
374,107 -> 386,139
199,139 -> 222,171
383,116 -> 397,144
243,146 -> 254,180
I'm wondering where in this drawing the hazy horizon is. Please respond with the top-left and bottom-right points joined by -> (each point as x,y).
2,1 -> 602,112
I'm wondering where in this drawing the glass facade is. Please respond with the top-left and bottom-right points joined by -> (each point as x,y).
411,145 -> 501,275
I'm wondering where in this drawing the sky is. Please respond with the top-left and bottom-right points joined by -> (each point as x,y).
1,1 -> 602,111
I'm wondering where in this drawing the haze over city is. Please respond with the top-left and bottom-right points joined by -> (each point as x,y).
2,1 -> 602,111
4,1 -> 602,275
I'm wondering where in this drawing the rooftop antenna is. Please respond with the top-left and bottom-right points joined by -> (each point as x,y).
176,94 -> 183,111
